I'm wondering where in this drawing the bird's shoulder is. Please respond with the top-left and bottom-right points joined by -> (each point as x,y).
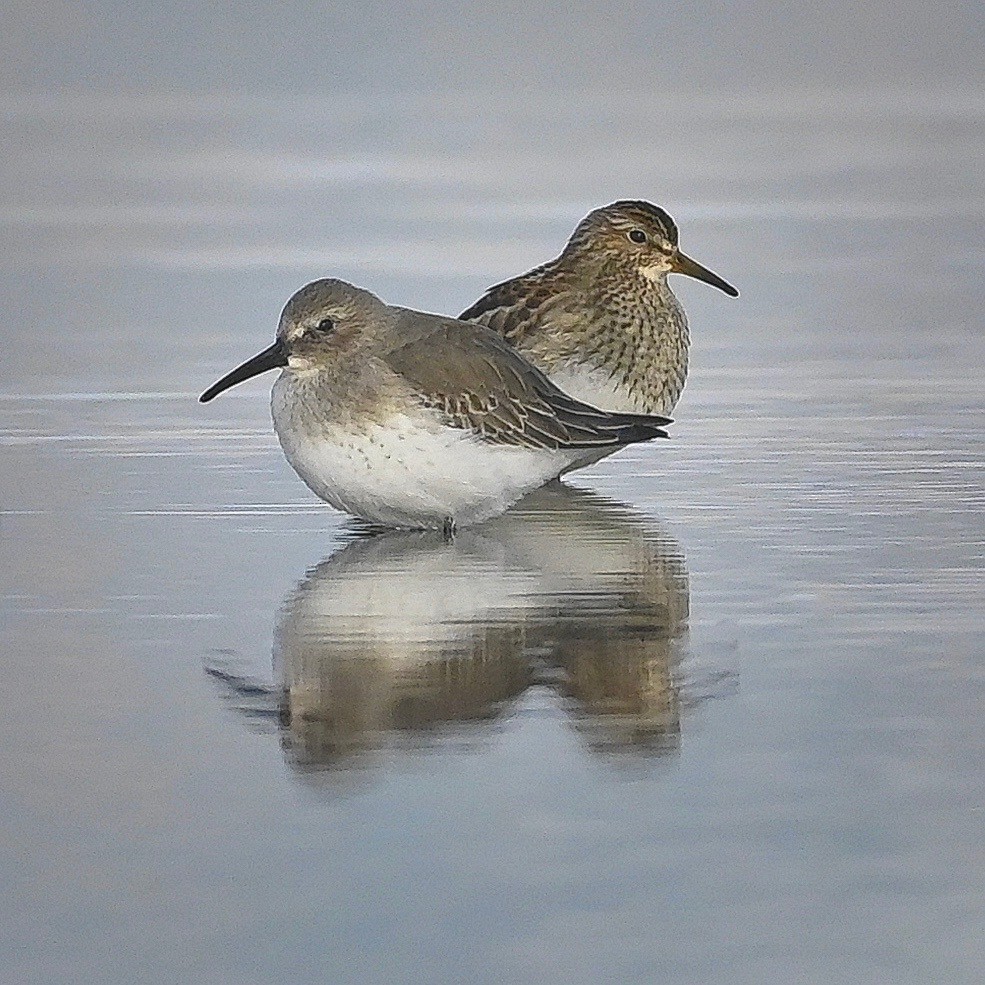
384,310 -> 562,447
459,261 -> 586,346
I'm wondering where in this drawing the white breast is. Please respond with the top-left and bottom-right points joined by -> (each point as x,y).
271,376 -> 576,528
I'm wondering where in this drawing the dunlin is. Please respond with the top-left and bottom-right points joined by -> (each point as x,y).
460,200 -> 738,417
200,279 -> 672,530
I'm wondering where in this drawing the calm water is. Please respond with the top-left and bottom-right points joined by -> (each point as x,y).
2,88 -> 983,984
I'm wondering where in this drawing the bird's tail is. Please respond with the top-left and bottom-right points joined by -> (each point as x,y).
548,389 -> 672,448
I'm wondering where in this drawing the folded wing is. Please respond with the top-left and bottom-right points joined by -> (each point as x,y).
386,311 -> 671,451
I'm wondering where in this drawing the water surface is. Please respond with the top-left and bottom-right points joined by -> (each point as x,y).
1,86 -> 983,984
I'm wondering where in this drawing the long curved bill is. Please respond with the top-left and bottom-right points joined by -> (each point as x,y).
671,251 -> 739,297
199,339 -> 287,403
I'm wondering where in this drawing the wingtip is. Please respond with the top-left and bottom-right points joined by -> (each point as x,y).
622,420 -> 671,445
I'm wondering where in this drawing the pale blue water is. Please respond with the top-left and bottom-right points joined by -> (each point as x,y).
1,82 -> 983,984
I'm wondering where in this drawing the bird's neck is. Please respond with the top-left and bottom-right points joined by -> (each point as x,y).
593,257 -> 684,320
638,267 -> 678,301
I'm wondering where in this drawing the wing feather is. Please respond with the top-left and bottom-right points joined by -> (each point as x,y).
385,311 -> 670,451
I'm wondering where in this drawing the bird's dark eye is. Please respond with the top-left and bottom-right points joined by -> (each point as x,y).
316,317 -> 335,333
629,229 -> 647,244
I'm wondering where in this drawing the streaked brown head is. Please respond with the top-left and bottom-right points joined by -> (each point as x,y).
564,200 -> 738,297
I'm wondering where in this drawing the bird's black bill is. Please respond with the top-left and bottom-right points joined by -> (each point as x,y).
672,251 -> 739,297
199,339 -> 288,403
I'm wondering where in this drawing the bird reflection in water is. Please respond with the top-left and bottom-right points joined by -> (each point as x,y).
209,483 -> 692,780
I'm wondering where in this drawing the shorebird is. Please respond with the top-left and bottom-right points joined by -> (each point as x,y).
459,200 -> 738,417
199,278 -> 672,530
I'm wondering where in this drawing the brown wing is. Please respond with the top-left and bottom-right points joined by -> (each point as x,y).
386,311 -> 670,451
458,264 -> 577,349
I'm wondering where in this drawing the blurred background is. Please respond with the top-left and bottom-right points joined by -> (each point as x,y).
1,3 -> 983,984
2,0 -> 982,394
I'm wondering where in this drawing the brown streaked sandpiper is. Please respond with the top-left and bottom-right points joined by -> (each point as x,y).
459,200 -> 738,418
199,278 -> 672,530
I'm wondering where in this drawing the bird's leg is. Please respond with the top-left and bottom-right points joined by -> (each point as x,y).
442,516 -> 457,542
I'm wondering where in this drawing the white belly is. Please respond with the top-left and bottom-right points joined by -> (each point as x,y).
272,380 -> 574,528
544,364 -> 644,415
